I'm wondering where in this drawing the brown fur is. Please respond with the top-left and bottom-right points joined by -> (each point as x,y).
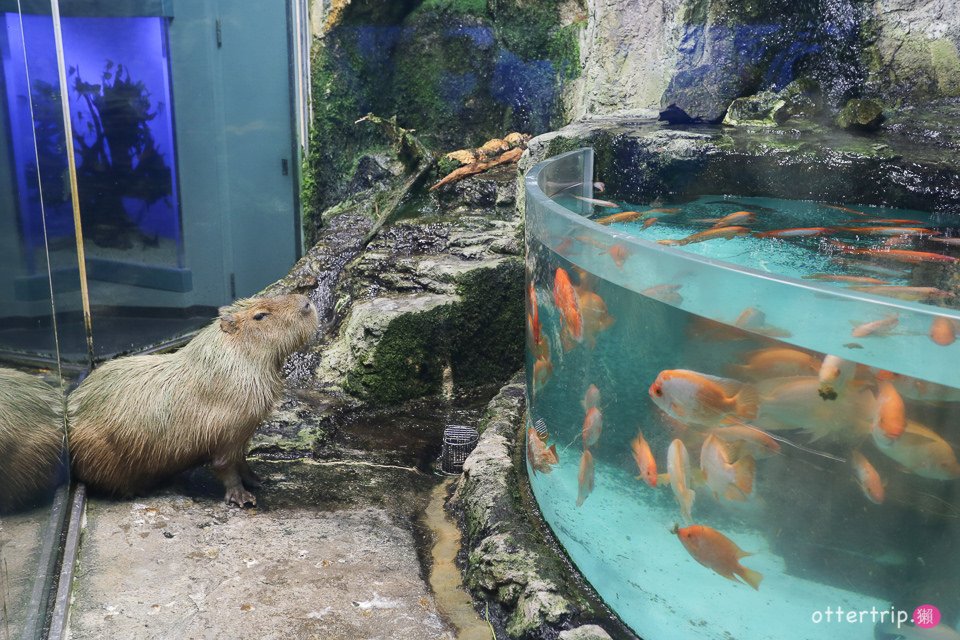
0,368 -> 65,512
67,294 -> 317,506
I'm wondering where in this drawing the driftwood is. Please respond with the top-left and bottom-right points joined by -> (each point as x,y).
429,146 -> 523,191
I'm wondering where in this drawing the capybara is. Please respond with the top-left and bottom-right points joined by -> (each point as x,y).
68,294 -> 317,506
0,367 -> 65,512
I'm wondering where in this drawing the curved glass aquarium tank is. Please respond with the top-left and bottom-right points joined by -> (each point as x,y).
524,147 -> 960,640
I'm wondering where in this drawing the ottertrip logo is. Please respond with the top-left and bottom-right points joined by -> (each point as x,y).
810,604 -> 941,629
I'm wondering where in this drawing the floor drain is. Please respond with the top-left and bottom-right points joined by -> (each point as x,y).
440,425 -> 479,475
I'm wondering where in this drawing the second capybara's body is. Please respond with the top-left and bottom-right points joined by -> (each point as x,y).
68,294 -> 317,506
0,367 -> 65,512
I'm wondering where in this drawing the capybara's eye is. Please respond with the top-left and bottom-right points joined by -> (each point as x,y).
253,312 -> 270,321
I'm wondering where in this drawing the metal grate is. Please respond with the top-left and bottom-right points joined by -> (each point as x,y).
533,417 -> 549,439
441,425 -> 479,475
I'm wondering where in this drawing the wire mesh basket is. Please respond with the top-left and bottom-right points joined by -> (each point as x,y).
441,425 -> 479,475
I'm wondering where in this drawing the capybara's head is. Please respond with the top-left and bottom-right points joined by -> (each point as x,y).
217,294 -> 318,364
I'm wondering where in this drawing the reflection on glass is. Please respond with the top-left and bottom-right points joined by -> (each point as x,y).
1,3 -> 71,637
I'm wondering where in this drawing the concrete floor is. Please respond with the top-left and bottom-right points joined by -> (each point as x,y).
68,461 -> 456,640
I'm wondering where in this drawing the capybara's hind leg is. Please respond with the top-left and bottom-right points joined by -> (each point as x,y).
238,457 -> 262,488
212,452 -> 256,507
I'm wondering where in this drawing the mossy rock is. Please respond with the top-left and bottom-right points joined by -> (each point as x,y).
836,98 -> 885,131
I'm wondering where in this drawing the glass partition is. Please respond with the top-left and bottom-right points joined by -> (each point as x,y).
0,2 -> 73,637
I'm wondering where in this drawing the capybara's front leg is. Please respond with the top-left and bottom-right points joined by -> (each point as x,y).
212,453 -> 256,507
238,457 -> 263,488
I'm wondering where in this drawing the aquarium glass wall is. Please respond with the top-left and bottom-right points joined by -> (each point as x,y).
2,0 -> 308,362
1,2 -> 72,637
524,148 -> 960,640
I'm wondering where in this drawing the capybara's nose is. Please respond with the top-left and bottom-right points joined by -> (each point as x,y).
300,298 -> 315,315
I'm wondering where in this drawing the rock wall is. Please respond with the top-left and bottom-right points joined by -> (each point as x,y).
868,0 -> 960,101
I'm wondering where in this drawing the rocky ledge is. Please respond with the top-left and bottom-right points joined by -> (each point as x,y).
451,375 -> 630,640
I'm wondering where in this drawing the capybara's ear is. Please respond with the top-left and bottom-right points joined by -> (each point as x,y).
219,312 -> 239,334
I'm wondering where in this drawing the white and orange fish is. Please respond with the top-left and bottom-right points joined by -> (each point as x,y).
818,354 -> 857,400
871,372 -> 906,446
576,449 -> 595,507
574,195 -> 619,208
700,434 -> 755,502
835,246 -> 960,265
631,432 -> 658,487
642,284 -> 683,305
582,384 -> 601,412
851,313 -> 898,338
582,406 -> 603,448
649,369 -> 758,428
527,428 -> 559,475
672,524 -> 763,590
666,439 -> 695,523
839,226 -> 937,237
874,420 -> 960,480
756,376 -> 875,442
851,450 -> 884,504
709,425 -> 781,459
802,274 -> 889,285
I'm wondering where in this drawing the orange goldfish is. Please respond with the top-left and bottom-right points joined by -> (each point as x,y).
729,348 -> 820,380
700,434 -> 755,502
672,524 -> 763,590
576,449 -> 595,507
839,226 -> 937,237
843,218 -> 923,225
532,357 -> 553,396
631,432 -> 658,487
527,282 -> 541,345
659,226 -> 751,246
851,451 -> 884,504
802,274 -> 889,285
874,420 -> 960,480
666,439 -> 695,523
649,370 -> 758,427
850,286 -> 955,302
578,289 -> 615,349
852,313 -> 898,338
822,203 -> 868,216
871,374 -> 905,446
755,227 -> 832,238
930,316 -> 958,346
818,354 -> 856,400
836,246 -> 960,265
596,208 -> 680,225
642,284 -> 683,305
553,268 -> 583,344
608,243 -> 630,267
581,384 -> 601,412
582,407 -> 603,448
733,307 -> 791,338
527,428 -> 559,475
693,211 -> 756,228
709,425 -> 781,459
642,217 -> 659,229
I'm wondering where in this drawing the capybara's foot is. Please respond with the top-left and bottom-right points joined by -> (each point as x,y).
225,487 -> 257,508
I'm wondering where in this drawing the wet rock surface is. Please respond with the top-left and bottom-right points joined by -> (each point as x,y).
273,162 -> 525,409
68,386 -> 492,640
452,375 -> 631,639
523,110 -> 960,215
